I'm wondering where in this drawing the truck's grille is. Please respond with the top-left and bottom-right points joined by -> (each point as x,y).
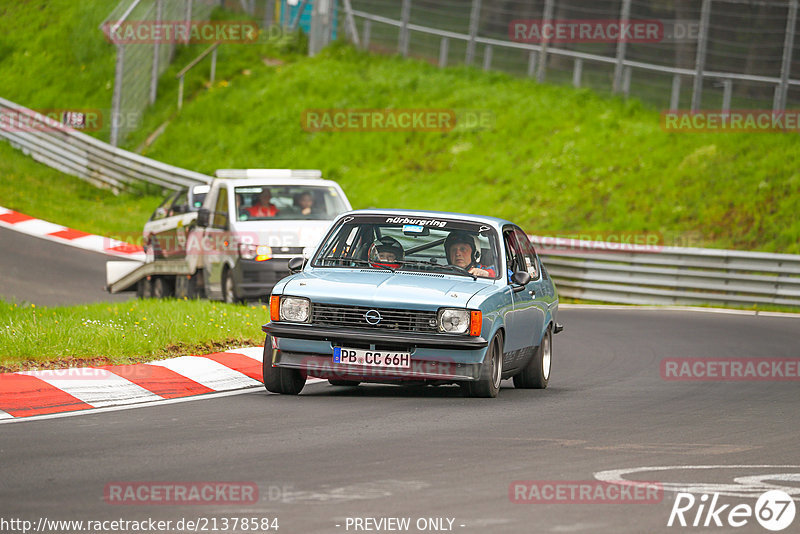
312,303 -> 438,333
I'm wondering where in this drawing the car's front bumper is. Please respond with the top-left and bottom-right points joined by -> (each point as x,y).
262,323 -> 489,382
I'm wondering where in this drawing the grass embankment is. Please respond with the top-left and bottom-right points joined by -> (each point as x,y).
139,43 -> 800,254
0,299 -> 267,370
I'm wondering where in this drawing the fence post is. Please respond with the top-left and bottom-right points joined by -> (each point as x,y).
309,0 -> 332,56
623,66 -> 632,98
465,0 -> 481,65
341,0 -> 361,48
185,0 -> 194,44
482,45 -> 493,70
399,0 -> 411,56
537,0 -> 554,82
613,0 -> 631,93
150,0 -> 163,105
263,0 -> 274,28
573,59 -> 583,88
110,44 -> 125,146
721,79 -> 732,113
439,37 -> 449,68
210,45 -> 218,85
691,0 -> 712,112
775,0 -> 798,112
362,19 -> 371,50
178,75 -> 185,111
527,50 -> 537,77
670,74 -> 681,110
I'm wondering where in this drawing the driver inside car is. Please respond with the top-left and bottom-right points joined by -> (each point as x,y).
444,231 -> 496,278
368,236 -> 404,269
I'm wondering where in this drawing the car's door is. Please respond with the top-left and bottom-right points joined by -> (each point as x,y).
510,227 -> 547,350
202,185 -> 231,297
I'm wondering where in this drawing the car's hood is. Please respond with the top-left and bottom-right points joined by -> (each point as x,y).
280,269 -> 496,309
231,220 -> 332,249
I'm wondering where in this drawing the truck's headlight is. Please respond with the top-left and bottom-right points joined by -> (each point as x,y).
438,308 -> 470,334
279,296 -> 310,323
239,244 -> 272,261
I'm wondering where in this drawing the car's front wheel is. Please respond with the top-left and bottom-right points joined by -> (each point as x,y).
262,338 -> 306,395
465,332 -> 503,398
513,327 -> 551,389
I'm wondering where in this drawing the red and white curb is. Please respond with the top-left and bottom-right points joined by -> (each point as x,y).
0,346 -> 324,421
0,205 -> 145,260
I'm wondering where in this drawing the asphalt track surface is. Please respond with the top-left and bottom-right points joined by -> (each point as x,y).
2,308 -> 798,533
0,226 -> 131,305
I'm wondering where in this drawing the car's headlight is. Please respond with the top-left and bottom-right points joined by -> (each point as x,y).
278,296 -> 311,323
438,308 -> 470,334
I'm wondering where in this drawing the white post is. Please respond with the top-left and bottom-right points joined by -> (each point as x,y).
613,0 -> 631,93
465,0 -> 481,65
691,0 -> 712,112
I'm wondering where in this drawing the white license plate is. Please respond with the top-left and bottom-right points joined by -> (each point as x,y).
333,347 -> 411,368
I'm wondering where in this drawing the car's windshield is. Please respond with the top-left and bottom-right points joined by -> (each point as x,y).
234,185 -> 347,221
313,215 -> 501,279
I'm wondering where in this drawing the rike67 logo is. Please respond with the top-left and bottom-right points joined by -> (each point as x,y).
668,490 -> 796,531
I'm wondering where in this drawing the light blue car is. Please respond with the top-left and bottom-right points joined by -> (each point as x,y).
262,209 -> 562,397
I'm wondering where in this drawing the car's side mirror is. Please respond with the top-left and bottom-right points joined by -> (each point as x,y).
288,256 -> 305,273
511,270 -> 531,292
196,208 -> 210,227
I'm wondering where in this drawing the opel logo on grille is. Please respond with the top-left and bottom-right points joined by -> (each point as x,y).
364,309 -> 382,325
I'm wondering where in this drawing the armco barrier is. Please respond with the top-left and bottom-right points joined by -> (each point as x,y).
0,96 -> 211,193
534,236 -> 800,308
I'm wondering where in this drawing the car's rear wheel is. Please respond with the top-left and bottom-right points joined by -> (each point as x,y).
465,333 -> 503,398
329,379 -> 361,387
223,268 -> 240,304
513,327 -> 551,389
262,338 -> 306,395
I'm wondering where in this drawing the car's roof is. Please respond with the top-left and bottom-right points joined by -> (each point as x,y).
219,178 -> 343,188
343,208 -> 514,228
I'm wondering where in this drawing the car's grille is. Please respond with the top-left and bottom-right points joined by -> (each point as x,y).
312,303 -> 438,333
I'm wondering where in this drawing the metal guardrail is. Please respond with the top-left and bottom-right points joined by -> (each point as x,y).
0,96 -> 212,193
533,237 -> 800,308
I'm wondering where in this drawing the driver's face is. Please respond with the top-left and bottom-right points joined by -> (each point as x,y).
449,243 -> 472,268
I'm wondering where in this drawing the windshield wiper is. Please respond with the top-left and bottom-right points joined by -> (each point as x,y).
395,260 -> 476,280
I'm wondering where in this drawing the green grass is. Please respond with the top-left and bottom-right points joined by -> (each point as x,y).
0,142 -> 163,237
0,298 -> 266,370
135,42 -> 800,254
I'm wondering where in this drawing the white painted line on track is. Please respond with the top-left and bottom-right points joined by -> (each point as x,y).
0,409 -> 13,420
147,356 -> 261,390
226,346 -> 265,362
0,380 -> 329,425
18,369 -> 163,407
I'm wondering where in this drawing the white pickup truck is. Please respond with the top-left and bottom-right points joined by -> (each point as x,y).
106,169 -> 352,303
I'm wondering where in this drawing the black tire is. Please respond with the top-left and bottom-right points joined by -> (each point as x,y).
152,277 -> 173,299
513,327 -> 551,389
465,333 -> 503,398
262,338 -> 306,395
222,268 -> 240,304
137,277 -> 153,299
328,379 -> 361,387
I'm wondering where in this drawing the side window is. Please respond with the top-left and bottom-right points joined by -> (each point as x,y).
503,229 -> 524,278
212,188 -> 228,228
512,228 -> 539,279
169,190 -> 189,216
150,191 -> 179,221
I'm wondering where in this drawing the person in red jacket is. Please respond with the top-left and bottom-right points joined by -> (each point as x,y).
246,190 -> 278,218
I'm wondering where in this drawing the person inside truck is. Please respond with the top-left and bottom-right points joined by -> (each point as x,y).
246,189 -> 278,218
294,191 -> 315,215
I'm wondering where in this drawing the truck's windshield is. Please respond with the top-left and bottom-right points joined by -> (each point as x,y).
234,186 -> 347,221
